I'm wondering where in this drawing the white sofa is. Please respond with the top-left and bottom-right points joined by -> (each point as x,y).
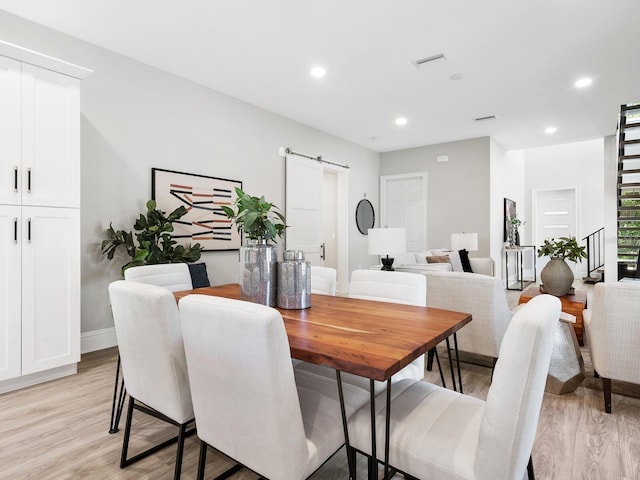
383,250 -> 495,277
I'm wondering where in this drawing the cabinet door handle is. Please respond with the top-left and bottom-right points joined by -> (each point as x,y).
14,218 -> 18,243
27,218 -> 31,243
321,242 -> 326,261
14,166 -> 18,192
27,168 -> 32,193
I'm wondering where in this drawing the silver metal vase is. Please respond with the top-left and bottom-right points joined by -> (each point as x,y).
239,239 -> 277,307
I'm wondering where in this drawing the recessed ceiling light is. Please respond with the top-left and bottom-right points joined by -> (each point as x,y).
574,77 -> 592,88
369,136 -> 381,141
395,117 -> 408,126
450,73 -> 463,80
545,126 -> 557,134
310,66 -> 326,78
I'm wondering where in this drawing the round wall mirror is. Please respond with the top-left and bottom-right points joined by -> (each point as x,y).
355,199 -> 375,234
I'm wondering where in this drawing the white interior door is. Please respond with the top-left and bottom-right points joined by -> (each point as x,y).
285,155 -> 323,264
533,187 -> 579,275
380,172 -> 428,252
285,154 -> 349,293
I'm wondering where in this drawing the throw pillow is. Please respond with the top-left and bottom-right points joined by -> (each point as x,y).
188,262 -> 211,288
448,250 -> 464,272
458,249 -> 474,273
426,255 -> 450,264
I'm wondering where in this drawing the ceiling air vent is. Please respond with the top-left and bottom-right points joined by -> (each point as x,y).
474,115 -> 497,121
412,53 -> 446,67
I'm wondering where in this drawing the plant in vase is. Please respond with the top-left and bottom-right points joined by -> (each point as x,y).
510,215 -> 525,246
537,236 -> 587,296
101,199 -> 203,275
221,188 -> 287,306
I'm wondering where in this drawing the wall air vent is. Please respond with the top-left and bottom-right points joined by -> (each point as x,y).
412,53 -> 446,67
474,115 -> 497,121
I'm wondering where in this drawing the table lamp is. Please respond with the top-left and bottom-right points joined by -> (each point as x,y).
450,232 -> 478,252
368,228 -> 407,271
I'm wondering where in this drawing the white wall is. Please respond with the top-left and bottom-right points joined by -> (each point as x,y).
379,137 -> 491,256
523,139 -> 605,277
0,11 -> 379,338
490,141 -> 526,283
604,134 -> 618,282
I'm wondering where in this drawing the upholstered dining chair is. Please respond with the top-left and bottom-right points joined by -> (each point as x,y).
124,263 -> 194,291
109,263 -> 195,434
108,280 -> 195,480
584,281 -> 640,413
347,294 -> 560,480
179,294 -> 370,480
297,269 -> 446,393
310,265 -> 337,295
424,271 -> 512,374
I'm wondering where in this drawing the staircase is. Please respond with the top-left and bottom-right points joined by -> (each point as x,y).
583,227 -> 604,283
617,103 -> 640,279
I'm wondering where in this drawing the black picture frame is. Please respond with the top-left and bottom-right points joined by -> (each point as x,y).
504,197 -> 516,242
152,168 -> 242,251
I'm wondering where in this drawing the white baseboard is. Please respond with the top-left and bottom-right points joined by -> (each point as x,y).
0,364 -> 77,394
81,327 -> 117,353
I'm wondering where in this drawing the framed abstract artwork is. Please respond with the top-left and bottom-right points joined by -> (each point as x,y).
152,168 -> 242,251
504,197 -> 516,243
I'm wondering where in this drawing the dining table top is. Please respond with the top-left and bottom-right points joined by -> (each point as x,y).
174,283 -> 472,382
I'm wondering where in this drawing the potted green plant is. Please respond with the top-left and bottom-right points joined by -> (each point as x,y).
221,188 -> 287,306
510,215 -> 525,246
537,236 -> 587,296
102,199 -> 203,275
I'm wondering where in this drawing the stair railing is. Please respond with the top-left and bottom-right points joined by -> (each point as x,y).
583,227 -> 605,278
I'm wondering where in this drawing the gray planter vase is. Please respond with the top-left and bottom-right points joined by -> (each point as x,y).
239,239 -> 277,307
540,257 -> 574,296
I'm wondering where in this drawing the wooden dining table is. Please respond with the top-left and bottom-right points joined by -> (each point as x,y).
174,284 -> 472,480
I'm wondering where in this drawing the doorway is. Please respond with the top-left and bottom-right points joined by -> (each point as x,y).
380,172 -> 428,252
285,154 -> 349,292
533,187 -> 579,276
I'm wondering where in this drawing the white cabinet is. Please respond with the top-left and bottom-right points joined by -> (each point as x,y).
0,41 -> 90,391
0,57 -> 80,207
0,205 -> 21,381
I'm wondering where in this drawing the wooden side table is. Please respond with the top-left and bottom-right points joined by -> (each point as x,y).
518,285 -> 587,345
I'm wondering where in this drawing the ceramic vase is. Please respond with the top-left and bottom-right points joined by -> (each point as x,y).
239,239 -> 277,306
540,257 -> 574,296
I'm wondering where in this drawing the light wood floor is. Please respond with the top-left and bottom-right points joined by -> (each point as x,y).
1,341 -> 639,479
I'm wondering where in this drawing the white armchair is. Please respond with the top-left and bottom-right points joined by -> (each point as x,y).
424,271 -> 512,369
347,294 -> 560,480
124,263 -> 193,292
584,281 -> 640,413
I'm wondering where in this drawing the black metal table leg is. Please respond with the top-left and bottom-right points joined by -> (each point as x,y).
383,378 -> 392,480
109,352 -> 127,434
336,371 -> 355,480
445,337 -> 458,391
453,333 -> 463,394
368,379 -> 377,480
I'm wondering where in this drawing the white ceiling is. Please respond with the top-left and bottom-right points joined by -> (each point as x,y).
1,0 -> 639,152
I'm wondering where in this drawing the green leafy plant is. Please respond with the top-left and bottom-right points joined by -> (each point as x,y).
102,199 -> 202,275
221,187 -> 286,242
537,236 -> 587,263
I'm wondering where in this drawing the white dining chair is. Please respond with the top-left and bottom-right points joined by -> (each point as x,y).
108,280 -> 195,480
310,265 -> 337,295
109,263 -> 195,434
296,269 -> 441,394
179,294 -> 369,480
347,294 -> 560,480
124,263 -> 194,291
584,281 -> 640,413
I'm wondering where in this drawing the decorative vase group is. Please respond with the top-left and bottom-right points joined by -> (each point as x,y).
239,240 -> 310,309
540,257 -> 574,296
239,239 -> 278,307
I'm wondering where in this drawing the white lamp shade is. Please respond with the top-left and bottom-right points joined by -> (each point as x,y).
451,232 -> 478,252
368,228 -> 407,255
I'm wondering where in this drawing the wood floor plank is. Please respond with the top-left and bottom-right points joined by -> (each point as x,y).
2,339 -> 640,479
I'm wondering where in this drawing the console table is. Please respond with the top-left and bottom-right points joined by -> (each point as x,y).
505,245 -> 537,290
